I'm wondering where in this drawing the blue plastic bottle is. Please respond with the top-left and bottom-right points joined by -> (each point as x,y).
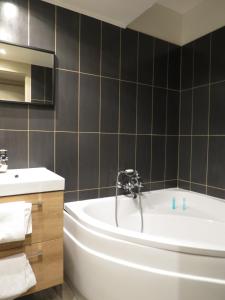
171,197 -> 176,210
182,198 -> 187,210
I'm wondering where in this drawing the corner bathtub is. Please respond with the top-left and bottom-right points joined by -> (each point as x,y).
64,188 -> 225,300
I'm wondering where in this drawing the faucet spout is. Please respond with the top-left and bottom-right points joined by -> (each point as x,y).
0,149 -> 8,173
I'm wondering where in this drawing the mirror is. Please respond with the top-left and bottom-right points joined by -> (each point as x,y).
0,41 -> 54,106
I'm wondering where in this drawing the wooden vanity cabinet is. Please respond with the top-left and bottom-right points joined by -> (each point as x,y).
0,191 -> 64,296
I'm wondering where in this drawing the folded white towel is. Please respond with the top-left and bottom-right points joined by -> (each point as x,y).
0,253 -> 37,300
0,202 -> 32,244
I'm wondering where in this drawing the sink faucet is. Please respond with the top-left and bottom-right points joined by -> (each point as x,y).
116,169 -> 143,198
0,149 -> 8,173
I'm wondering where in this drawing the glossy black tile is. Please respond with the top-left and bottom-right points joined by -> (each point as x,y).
80,15 -> 100,74
136,135 -> 151,182
191,136 -> 207,184
207,187 -> 225,200
152,88 -> 167,134
79,189 -> 99,200
119,135 -> 135,170
30,0 -> 55,51
0,0 -> 28,45
101,78 -> 119,133
168,44 -> 180,90
181,42 -> 193,89
64,191 -> 78,202
55,132 -> 78,191
151,136 -> 165,181
208,137 -> 225,189
137,85 -> 152,134
178,180 -> 190,190
55,70 -> 78,131
80,74 -> 100,132
0,131 -> 28,168
29,105 -> 54,131
166,136 -> 178,180
210,82 -> 225,134
121,29 -> 138,81
179,136 -> 191,181
120,81 -> 136,134
154,39 -> 168,88
193,34 -> 210,86
138,33 -> 153,84
100,134 -> 118,187
180,90 -> 192,135
101,22 -> 120,78
192,86 -> 209,135
151,181 -> 164,191
56,7 -> 79,70
100,187 -> 116,198
165,180 -> 177,189
79,133 -> 99,190
0,102 -> 27,130
191,183 -> 206,195
211,28 -> 225,82
29,131 -> 54,171
167,90 -> 179,135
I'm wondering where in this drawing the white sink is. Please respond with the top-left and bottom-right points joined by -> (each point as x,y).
0,168 -> 65,196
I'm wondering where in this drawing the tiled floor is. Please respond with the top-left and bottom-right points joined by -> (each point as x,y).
19,281 -> 85,300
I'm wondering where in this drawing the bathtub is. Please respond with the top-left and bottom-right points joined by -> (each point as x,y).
64,188 -> 225,300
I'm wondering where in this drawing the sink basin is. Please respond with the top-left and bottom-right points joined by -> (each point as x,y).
0,168 -> 65,196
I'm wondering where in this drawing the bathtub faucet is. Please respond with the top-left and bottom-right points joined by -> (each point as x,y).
0,149 -> 8,173
116,169 -> 143,198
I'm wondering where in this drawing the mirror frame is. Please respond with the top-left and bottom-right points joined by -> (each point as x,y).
0,40 -> 55,107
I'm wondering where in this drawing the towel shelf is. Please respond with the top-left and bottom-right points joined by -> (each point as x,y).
28,251 -> 43,260
31,201 -> 43,207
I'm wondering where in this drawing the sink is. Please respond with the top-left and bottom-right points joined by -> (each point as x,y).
0,168 -> 65,196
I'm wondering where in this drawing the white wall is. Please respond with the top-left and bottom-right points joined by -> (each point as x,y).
128,4 -> 182,45
129,0 -> 225,46
182,0 -> 225,45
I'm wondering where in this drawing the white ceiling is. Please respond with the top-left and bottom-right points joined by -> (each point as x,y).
157,0 -> 204,14
42,0 -> 158,28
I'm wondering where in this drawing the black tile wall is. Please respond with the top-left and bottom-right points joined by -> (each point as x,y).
0,0 -> 28,45
30,0 -> 55,51
56,7 -> 79,70
178,28 -> 225,200
0,0 -> 180,201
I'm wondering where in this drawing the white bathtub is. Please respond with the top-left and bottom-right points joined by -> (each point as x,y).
64,188 -> 225,300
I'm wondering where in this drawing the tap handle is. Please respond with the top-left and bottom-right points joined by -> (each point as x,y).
0,149 -> 8,160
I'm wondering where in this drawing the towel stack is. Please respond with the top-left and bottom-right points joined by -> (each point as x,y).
0,201 -> 37,299
0,201 -> 32,244
0,254 -> 37,300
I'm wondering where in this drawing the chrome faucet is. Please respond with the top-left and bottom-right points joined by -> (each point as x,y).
0,149 -> 8,173
116,169 -> 143,198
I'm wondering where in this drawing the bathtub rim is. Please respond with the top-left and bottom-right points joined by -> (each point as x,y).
64,188 -> 225,258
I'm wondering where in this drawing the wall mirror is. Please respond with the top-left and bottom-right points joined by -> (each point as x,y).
0,41 -> 55,106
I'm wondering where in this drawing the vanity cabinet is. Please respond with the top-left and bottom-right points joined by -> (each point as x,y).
0,191 -> 64,296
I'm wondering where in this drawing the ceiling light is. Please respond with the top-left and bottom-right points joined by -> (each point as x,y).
2,2 -> 18,19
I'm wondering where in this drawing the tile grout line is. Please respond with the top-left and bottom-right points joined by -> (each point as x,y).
134,32 -> 139,171
189,42 -> 195,190
55,67 -> 180,92
98,21 -> 103,198
77,14 -> 81,200
64,179 -> 178,194
205,33 -> 212,195
53,5 -> 57,173
177,46 -> 182,187
163,42 -> 170,188
149,38 -> 155,190
117,28 -> 122,174
27,0 -> 30,168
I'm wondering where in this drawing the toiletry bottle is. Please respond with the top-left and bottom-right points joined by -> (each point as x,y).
171,197 -> 176,210
182,198 -> 187,210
